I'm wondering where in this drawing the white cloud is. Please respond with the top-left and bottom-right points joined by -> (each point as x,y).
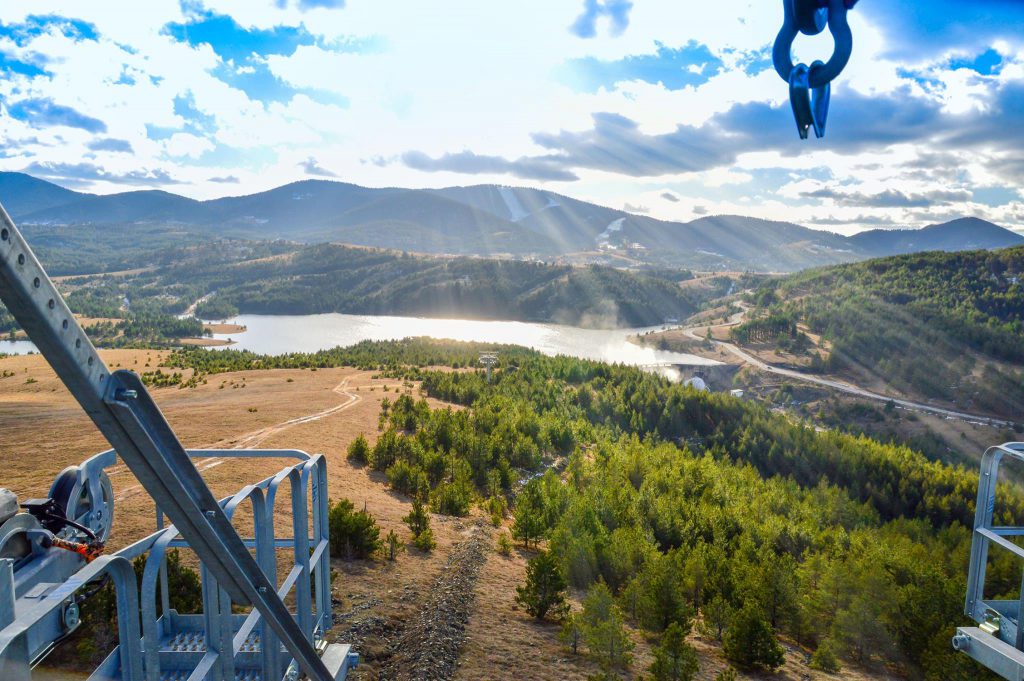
0,0 -> 1019,235
164,133 -> 215,158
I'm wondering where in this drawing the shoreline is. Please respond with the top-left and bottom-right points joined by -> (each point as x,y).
178,337 -> 236,347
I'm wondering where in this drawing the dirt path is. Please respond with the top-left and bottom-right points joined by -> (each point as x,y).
183,293 -> 212,317
377,523 -> 491,681
112,377 -> 361,501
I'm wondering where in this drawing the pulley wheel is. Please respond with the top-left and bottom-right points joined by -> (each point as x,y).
49,466 -> 114,542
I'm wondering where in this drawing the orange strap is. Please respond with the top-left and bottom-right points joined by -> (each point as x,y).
51,537 -> 105,563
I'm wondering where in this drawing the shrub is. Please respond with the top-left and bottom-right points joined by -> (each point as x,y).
497,532 -> 513,556
346,434 -> 370,464
412,527 -> 436,551
328,499 -> 381,560
810,638 -> 841,673
403,498 -> 435,552
387,460 -> 428,497
385,529 -> 403,561
484,495 -> 507,526
430,478 -> 473,516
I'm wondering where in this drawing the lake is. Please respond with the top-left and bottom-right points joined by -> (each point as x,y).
205,313 -> 718,369
1,313 -> 720,370
0,339 -> 38,355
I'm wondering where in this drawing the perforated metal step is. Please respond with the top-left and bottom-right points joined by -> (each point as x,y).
158,672 -> 262,681
161,630 -> 262,654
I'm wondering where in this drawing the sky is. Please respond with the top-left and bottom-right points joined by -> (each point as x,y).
0,1 -> 1023,234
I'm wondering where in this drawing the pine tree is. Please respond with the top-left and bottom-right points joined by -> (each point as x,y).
810,638 -> 841,673
385,529 -> 403,561
649,622 -> 699,681
403,498 -> 435,552
346,434 -> 370,464
581,581 -> 634,672
636,552 -> 694,633
699,594 -> 731,642
723,603 -> 784,671
515,550 -> 567,620
328,499 -> 381,560
403,497 -> 430,537
559,612 -> 583,654
412,527 -> 436,551
512,491 -> 545,548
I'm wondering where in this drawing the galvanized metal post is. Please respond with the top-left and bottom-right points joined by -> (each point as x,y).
0,560 -> 14,631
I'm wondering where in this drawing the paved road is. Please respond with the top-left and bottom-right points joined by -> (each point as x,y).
682,313 -> 1014,428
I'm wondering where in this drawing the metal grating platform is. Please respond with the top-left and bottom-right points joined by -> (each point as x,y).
159,672 -> 262,681
162,630 -> 262,654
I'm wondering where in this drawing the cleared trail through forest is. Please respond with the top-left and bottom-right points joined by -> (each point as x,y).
377,523 -> 490,681
112,376 -> 361,501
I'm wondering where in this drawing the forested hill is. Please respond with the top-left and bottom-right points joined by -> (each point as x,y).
168,338 -> 1017,679
155,244 -> 709,328
743,246 -> 1024,416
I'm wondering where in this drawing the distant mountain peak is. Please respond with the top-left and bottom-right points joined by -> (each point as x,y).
1,172 -> 1019,271
850,216 -> 1023,257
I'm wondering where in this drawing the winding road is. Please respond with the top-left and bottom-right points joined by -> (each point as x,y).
681,310 -> 1014,428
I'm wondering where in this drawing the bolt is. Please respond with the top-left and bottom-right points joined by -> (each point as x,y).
115,389 -> 138,401
62,601 -> 80,630
204,510 -> 216,519
951,633 -> 971,651
258,586 -> 267,594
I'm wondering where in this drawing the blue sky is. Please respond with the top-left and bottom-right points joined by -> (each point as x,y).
0,1 -> 1022,234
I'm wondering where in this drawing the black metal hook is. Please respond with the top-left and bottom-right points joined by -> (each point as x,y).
789,61 -> 831,139
774,0 -> 855,138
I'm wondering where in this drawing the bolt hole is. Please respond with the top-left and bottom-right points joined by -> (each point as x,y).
33,277 -> 40,288
75,339 -> 81,349
99,374 -> 105,382
17,254 -> 24,265
62,320 -> 68,330
88,357 -> 94,366
1,229 -> 7,240
48,299 -> 55,309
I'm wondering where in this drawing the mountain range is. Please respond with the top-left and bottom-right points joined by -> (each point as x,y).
1,172 -> 1021,272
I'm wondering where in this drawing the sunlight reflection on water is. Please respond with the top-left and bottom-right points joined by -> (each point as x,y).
210,313 -> 720,367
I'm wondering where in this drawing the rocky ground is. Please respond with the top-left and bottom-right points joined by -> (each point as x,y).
376,522 -> 491,680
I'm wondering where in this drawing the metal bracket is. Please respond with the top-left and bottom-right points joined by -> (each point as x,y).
0,203 -> 337,680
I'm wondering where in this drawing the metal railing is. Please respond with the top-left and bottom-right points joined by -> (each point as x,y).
954,442 -> 1024,680
0,448 -> 349,680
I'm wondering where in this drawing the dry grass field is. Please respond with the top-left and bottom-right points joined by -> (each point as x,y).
1,350 -> 897,681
